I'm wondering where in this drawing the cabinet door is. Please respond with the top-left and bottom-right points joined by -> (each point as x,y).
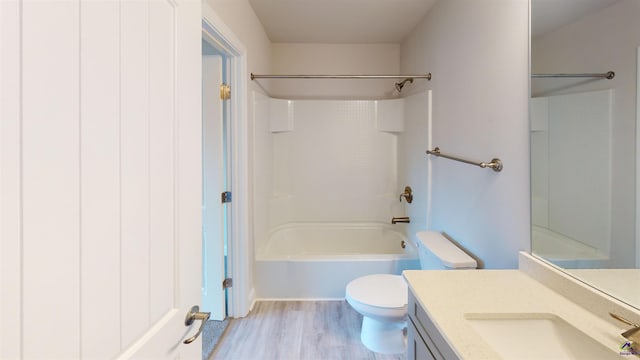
408,318 -> 436,360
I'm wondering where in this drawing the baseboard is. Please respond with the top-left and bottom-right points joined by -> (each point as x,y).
255,297 -> 346,302
248,287 -> 256,312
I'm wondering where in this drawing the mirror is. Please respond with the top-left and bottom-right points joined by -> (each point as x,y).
530,0 -> 639,309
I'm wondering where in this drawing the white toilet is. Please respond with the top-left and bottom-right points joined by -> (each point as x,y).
345,231 -> 477,354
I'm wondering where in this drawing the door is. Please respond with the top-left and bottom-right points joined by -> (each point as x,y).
0,0 -> 203,358
202,46 -> 229,320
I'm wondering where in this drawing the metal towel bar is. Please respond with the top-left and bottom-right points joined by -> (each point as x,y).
426,147 -> 503,172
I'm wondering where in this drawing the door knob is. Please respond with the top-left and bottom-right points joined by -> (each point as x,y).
184,305 -> 211,344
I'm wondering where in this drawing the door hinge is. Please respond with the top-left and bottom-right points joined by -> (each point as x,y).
220,83 -> 231,100
222,278 -> 233,289
221,191 -> 232,203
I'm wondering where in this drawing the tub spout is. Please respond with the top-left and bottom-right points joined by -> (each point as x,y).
391,217 -> 410,224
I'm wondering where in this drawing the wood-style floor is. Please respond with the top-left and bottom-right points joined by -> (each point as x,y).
210,301 -> 406,360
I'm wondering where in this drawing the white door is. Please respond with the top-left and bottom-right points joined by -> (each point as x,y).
0,0 -> 203,359
202,51 -> 228,320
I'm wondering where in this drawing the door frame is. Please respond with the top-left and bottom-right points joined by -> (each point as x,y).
202,5 -> 252,317
636,46 -> 640,267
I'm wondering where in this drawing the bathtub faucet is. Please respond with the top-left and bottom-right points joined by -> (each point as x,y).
399,186 -> 413,203
391,217 -> 410,224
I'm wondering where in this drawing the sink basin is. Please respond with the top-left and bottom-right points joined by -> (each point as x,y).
465,313 -> 619,359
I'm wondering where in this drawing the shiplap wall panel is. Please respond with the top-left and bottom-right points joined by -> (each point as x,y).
120,0 -> 151,348
149,0 -> 177,324
1,1 -> 202,357
21,1 -> 81,357
80,1 -> 121,357
0,1 -> 22,358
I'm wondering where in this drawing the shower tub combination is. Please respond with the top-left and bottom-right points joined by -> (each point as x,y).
531,225 -> 609,269
255,223 -> 420,299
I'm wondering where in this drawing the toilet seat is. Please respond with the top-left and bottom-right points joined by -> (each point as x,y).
346,274 -> 407,309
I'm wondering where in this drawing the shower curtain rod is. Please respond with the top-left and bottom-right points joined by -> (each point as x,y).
531,71 -> 615,80
250,73 -> 432,80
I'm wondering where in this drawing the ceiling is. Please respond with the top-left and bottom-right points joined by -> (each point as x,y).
247,0 -> 437,43
248,0 -> 623,44
531,0 -> 620,37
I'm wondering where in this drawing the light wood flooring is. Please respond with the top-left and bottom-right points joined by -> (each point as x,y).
210,301 -> 406,360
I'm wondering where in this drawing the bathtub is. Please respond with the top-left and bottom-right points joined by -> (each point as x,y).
255,223 -> 420,299
531,225 -> 609,269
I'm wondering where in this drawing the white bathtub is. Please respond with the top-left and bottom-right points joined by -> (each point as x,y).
255,223 -> 420,299
531,225 -> 609,269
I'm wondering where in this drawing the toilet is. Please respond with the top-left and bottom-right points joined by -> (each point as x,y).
345,231 -> 477,354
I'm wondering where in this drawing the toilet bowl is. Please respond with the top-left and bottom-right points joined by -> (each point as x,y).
346,274 -> 408,354
345,231 -> 477,354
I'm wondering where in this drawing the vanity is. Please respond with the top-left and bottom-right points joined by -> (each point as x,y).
404,252 -> 640,359
407,286 -> 457,359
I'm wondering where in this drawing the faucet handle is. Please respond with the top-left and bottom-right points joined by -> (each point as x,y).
399,186 -> 413,203
610,313 -> 640,327
610,313 -> 640,343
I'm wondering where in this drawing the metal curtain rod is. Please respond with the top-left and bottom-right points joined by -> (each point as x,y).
250,73 -> 432,80
531,71 -> 615,80
426,147 -> 503,172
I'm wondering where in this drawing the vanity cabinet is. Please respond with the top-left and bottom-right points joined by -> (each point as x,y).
407,289 -> 459,360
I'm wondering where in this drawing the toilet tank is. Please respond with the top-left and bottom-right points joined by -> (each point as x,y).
416,231 -> 477,270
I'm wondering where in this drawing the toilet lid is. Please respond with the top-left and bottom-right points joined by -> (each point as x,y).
346,274 -> 407,309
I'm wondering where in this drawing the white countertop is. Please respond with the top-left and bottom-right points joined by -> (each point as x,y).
403,269 -> 627,359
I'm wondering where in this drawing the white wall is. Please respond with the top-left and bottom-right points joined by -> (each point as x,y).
269,43 -> 401,99
532,0 -> 639,267
400,0 -> 530,269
